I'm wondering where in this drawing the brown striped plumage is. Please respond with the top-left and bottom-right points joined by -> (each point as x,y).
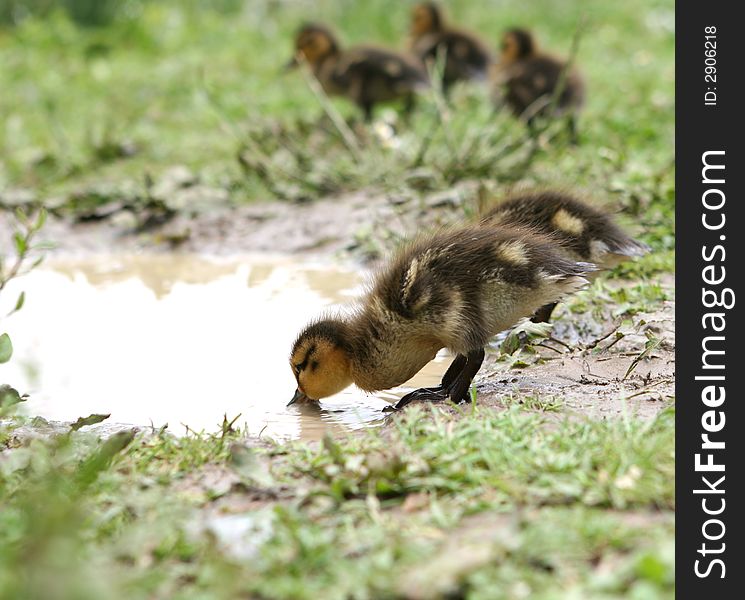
289,224 -> 594,409
492,28 -> 585,142
480,190 -> 649,321
409,3 -> 493,92
287,23 -> 429,121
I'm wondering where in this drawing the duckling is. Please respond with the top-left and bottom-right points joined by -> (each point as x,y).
493,28 -> 585,142
288,225 -> 594,410
286,23 -> 429,121
480,190 -> 649,322
409,2 -> 493,92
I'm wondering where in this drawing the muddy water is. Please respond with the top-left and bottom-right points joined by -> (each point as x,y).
1,255 -> 447,441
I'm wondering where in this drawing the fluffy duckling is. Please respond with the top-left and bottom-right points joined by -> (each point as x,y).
493,28 -> 585,142
289,225 -> 594,410
409,2 -> 493,92
480,190 -> 649,322
286,23 -> 429,121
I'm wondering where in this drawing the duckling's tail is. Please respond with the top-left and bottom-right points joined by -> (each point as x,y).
592,237 -> 651,269
605,238 -> 651,258
550,261 -> 598,295
575,261 -> 600,273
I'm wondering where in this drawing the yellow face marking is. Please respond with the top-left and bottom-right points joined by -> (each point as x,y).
496,240 -> 530,265
552,209 -> 585,235
296,31 -> 333,64
291,338 -> 352,401
411,5 -> 433,36
500,33 -> 519,64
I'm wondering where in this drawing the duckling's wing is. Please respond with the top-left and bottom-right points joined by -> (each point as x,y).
482,191 -> 650,265
333,47 -> 429,97
589,238 -> 651,268
373,226 -> 594,352
508,57 -> 584,112
507,57 -> 562,97
439,31 -> 493,80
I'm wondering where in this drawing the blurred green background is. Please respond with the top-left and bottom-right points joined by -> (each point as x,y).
1,0 -> 673,206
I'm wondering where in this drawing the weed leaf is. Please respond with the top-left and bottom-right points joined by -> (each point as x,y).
70,413 -> 112,431
0,333 -> 13,363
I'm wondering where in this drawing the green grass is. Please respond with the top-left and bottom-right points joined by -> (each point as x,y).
0,406 -> 674,599
1,0 -> 674,231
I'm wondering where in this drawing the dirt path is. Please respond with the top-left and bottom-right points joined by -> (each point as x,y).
473,299 -> 675,421
1,186 -> 469,259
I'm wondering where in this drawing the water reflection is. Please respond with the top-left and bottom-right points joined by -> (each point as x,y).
1,254 -> 446,441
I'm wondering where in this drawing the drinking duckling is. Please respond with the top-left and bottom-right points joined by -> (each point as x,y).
481,190 -> 649,322
409,2 -> 493,92
289,225 -> 594,411
286,23 -> 429,121
493,28 -> 585,142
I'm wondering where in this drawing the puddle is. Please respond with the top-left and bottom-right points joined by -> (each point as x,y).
0,254 -> 447,441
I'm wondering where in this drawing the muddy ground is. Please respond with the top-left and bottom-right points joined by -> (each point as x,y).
1,179 -> 479,257
1,189 -> 674,429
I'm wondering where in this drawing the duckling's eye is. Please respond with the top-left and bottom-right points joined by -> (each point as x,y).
294,363 -> 303,374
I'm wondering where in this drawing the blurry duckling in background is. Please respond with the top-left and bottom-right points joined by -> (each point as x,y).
493,28 -> 585,143
481,190 -> 649,322
289,225 -> 595,411
286,23 -> 429,122
409,2 -> 493,93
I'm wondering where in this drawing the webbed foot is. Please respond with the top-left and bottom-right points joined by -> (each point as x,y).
384,386 -> 447,412
383,348 -> 486,412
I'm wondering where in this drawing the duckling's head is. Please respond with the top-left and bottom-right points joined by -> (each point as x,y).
288,319 -> 354,404
501,28 -> 537,63
410,2 -> 443,36
288,23 -> 339,69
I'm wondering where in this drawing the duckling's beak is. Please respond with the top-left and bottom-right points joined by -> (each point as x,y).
287,388 -> 309,406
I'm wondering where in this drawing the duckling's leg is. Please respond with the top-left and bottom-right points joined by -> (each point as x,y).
389,350 -> 484,411
443,348 -> 485,404
361,101 -> 374,123
440,353 -> 468,388
526,116 -> 538,139
567,116 -> 579,145
402,94 -> 417,122
388,354 -> 467,410
441,82 -> 452,101
531,302 -> 558,324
